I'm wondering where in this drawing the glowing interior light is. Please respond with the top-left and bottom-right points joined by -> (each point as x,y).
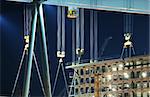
67,6 -> 78,18
109,84 -> 112,89
118,64 -> 123,68
108,94 -> 113,97
107,75 -> 112,80
124,72 -> 129,78
141,72 -> 147,78
125,62 -> 129,66
112,66 -> 117,71
112,88 -> 116,91
124,83 -> 129,88
136,61 -> 141,65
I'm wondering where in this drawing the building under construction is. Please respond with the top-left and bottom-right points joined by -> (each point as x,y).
66,55 -> 150,97
1,0 -> 150,97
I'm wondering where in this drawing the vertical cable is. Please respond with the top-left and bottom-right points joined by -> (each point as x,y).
57,6 -> 61,51
94,11 -> 98,60
80,8 -> 84,50
52,62 -> 61,95
33,52 -> 46,96
90,10 -> 94,61
61,63 -> 69,95
62,6 -> 65,51
24,4 -> 26,35
11,50 -> 26,97
76,9 -> 80,49
72,19 -> 75,63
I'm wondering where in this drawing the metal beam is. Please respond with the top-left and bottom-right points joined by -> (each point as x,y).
22,4 -> 38,97
7,0 -> 150,14
44,0 -> 150,14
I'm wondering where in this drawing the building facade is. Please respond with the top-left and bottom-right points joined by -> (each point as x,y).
66,55 -> 150,97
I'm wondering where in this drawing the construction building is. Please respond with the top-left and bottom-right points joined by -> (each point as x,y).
66,55 -> 150,97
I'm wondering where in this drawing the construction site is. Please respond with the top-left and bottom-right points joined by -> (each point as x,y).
0,0 -> 150,97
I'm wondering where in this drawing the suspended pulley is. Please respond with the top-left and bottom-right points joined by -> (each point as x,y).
67,6 -> 79,18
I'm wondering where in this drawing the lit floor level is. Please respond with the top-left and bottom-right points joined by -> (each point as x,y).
67,55 -> 150,97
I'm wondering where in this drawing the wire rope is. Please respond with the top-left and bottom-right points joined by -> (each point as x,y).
61,63 -> 69,95
90,10 -> 94,61
94,10 -> 98,60
72,19 -> 76,62
76,9 -> 80,49
33,52 -> 46,96
11,50 -> 26,97
57,6 -> 61,51
52,62 -> 61,95
62,6 -> 65,51
80,8 -> 84,50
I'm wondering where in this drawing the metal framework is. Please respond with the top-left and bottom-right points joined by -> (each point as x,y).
66,55 -> 150,97
6,0 -> 150,97
7,0 -> 150,14
22,3 -> 52,97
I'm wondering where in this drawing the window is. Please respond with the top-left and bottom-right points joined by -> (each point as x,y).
80,88 -> 84,94
91,87 -> 94,93
80,78 -> 84,84
80,69 -> 84,75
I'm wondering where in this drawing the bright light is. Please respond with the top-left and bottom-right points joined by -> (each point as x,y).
108,94 -> 114,97
112,66 -> 117,71
109,84 -> 112,89
112,88 -> 116,91
118,63 -> 123,68
107,75 -> 112,80
141,72 -> 147,78
136,61 -> 141,65
125,62 -> 129,66
124,72 -> 129,79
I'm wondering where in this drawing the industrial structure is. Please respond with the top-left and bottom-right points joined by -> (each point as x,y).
4,0 -> 150,97
66,55 -> 150,97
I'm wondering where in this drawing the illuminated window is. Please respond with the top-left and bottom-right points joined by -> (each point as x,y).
112,65 -> 117,71
143,81 -> 148,88
124,83 -> 130,89
85,68 -> 90,74
141,72 -> 147,78
125,62 -> 129,66
118,63 -> 124,70
124,72 -> 130,79
136,82 -> 141,88
136,60 -> 141,65
107,74 -> 112,81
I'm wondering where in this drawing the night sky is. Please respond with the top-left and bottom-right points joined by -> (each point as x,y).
0,1 -> 149,97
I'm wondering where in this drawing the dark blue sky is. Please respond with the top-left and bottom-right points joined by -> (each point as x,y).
0,1 -> 149,97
